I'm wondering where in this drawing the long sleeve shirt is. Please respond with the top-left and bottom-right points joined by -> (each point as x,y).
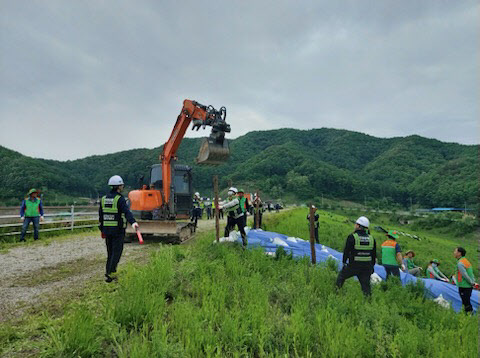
20,199 -> 44,217
457,261 -> 475,286
99,191 -> 136,234
342,229 -> 377,269
426,265 -> 448,280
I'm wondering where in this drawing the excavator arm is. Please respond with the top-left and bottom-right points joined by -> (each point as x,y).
161,99 -> 230,209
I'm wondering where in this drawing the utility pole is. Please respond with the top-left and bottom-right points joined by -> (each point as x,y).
410,197 -> 413,212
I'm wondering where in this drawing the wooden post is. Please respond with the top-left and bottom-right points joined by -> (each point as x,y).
70,204 -> 75,230
213,175 -> 220,242
255,190 -> 260,229
308,204 -> 316,265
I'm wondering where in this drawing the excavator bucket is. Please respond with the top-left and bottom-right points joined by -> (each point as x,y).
196,137 -> 230,165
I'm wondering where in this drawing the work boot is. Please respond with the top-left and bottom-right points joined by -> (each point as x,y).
105,274 -> 117,283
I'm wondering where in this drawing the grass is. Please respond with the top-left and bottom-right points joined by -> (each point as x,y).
5,257 -> 103,288
0,209 -> 477,357
0,227 -> 98,253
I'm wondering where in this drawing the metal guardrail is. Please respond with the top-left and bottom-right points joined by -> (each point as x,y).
0,205 -> 98,237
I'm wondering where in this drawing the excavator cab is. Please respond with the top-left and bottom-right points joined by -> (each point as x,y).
195,105 -> 231,165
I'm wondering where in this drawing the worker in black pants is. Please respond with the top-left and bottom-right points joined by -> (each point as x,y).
336,216 -> 376,296
99,175 -> 138,283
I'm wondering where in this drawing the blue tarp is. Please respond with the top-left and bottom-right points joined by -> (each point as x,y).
226,229 -> 478,313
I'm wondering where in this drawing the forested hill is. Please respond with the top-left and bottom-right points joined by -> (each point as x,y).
0,128 -> 477,208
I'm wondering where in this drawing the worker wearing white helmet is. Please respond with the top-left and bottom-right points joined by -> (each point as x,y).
336,215 -> 376,296
221,186 -> 247,248
99,175 -> 139,283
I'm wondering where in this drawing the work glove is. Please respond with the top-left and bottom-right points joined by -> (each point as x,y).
132,222 -> 140,231
473,283 -> 479,290
20,217 -> 24,222
40,216 -> 44,222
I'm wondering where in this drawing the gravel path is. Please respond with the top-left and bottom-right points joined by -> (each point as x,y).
0,218 -> 220,322
0,235 -> 150,321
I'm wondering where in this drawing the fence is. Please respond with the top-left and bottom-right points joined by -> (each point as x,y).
0,205 -> 98,237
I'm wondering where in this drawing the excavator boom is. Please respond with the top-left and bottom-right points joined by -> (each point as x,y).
161,99 -> 230,207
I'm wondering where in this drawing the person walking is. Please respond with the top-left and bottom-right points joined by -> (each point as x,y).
336,216 -> 376,296
403,250 -> 422,277
19,188 -> 44,242
222,187 -> 248,248
306,205 -> 320,244
381,230 -> 404,280
426,259 -> 449,282
453,247 -> 478,314
99,175 -> 139,283
237,189 -> 250,227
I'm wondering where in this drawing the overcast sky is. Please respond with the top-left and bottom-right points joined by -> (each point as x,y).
1,1 -> 478,160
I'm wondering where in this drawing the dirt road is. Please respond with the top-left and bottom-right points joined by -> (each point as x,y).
0,218 -> 219,322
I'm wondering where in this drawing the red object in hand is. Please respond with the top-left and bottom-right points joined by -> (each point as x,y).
136,230 -> 144,245
101,232 -> 106,239
474,283 -> 479,290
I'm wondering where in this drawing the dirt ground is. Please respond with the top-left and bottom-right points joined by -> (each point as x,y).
0,218 -> 218,322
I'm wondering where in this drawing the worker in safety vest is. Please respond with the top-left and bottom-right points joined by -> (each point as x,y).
99,175 -> 138,283
403,250 -> 422,277
237,189 -> 250,227
222,187 -> 248,248
306,205 -> 320,244
336,216 -> 376,296
199,199 -> 205,219
191,192 -> 202,231
425,259 -> 449,282
19,188 -> 44,242
453,247 -> 478,314
381,230 -> 404,280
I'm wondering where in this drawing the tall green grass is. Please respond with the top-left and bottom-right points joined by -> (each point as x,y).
39,210 -> 477,357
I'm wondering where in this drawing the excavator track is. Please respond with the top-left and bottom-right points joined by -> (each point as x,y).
125,220 -> 195,244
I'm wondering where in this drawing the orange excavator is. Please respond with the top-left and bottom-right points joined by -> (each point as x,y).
126,99 -> 230,242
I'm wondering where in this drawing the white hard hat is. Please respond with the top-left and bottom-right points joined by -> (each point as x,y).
228,187 -> 237,195
108,175 -> 124,186
195,192 -> 200,197
207,198 -> 210,200
312,205 -> 316,209
356,216 -> 370,228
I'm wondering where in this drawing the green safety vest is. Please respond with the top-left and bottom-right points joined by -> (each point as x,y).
24,198 -> 41,217
101,195 -> 126,228
239,197 -> 247,213
353,233 -> 374,262
406,257 -> 415,270
381,240 -> 399,266
200,201 -> 205,209
226,197 -> 243,217
456,257 -> 474,288
212,201 -> 216,209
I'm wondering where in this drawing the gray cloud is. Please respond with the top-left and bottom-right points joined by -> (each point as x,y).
1,0 -> 477,160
